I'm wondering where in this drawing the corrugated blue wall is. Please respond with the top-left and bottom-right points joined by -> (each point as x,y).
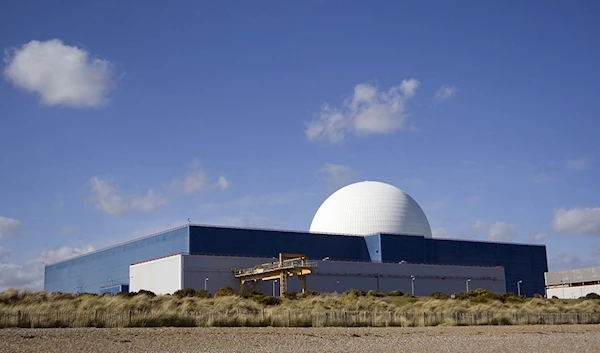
425,237 -> 547,297
44,225 -> 547,297
378,235 -> 547,296
189,226 -> 371,261
380,234 -> 427,263
44,227 -> 189,293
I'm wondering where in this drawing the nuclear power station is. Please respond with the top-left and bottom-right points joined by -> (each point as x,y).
44,181 -> 548,297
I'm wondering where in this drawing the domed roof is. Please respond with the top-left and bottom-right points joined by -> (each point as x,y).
309,181 -> 432,238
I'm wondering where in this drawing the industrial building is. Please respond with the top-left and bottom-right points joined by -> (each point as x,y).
44,181 -> 548,297
545,266 -> 600,299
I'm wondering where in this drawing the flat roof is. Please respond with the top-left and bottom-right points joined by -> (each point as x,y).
47,223 -> 545,267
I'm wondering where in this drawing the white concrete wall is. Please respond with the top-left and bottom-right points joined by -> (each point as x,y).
545,267 -> 600,286
130,254 -> 182,295
547,284 -> 600,299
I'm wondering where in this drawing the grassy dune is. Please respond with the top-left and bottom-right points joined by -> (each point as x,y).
1,288 -> 600,327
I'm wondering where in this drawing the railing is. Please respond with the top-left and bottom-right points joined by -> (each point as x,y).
1,310 -> 599,328
234,260 -> 318,277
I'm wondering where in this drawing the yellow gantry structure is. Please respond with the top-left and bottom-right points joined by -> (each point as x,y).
233,253 -> 318,296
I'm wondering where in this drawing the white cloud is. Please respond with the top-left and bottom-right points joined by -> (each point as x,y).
0,216 -> 24,239
548,252 -> 599,271
171,159 -> 212,195
534,232 -> 548,241
88,160 -> 228,216
3,39 -> 114,108
88,177 -> 128,216
214,176 -> 231,190
471,220 -> 488,231
0,245 -> 94,290
488,222 -> 515,242
89,177 -> 167,217
433,85 -> 458,102
566,159 -> 588,170
184,171 -> 208,194
39,245 -> 96,265
318,163 -> 352,187
432,227 -> 454,239
306,79 -> 420,143
130,189 -> 168,212
472,220 -> 515,242
551,207 -> 600,236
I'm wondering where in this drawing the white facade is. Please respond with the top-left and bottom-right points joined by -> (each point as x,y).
545,266 -> 600,299
309,181 -> 432,238
547,284 -> 600,299
131,253 -> 505,296
130,254 -> 182,295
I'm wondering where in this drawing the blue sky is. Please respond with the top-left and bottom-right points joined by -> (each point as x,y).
1,1 -> 599,289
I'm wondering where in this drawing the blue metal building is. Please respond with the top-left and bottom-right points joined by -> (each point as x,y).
44,224 -> 547,297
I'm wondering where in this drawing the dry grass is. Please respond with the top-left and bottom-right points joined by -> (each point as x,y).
1,288 -> 600,328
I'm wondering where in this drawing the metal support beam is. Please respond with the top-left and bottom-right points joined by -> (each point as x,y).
233,253 -> 317,296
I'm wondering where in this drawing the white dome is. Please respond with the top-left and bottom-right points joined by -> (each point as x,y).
309,181 -> 432,238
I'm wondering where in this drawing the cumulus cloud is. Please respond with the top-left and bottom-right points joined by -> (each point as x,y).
0,245 -> 94,290
433,85 -> 458,102
0,216 -> 24,239
88,160 -> 229,216
551,207 -> 600,236
169,158 -> 209,194
171,159 -> 231,194
184,171 -> 208,194
566,159 -> 588,170
89,177 -> 127,216
3,39 -> 115,108
306,79 -> 420,143
472,220 -> 515,242
89,177 -> 167,217
214,176 -> 231,190
318,163 -> 352,187
39,245 -> 96,265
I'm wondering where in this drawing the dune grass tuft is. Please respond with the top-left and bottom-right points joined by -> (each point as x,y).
1,288 -> 600,328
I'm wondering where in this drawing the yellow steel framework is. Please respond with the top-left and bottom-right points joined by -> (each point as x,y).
233,253 -> 317,296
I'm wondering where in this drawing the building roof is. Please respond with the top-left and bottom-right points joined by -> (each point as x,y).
309,181 -> 432,238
